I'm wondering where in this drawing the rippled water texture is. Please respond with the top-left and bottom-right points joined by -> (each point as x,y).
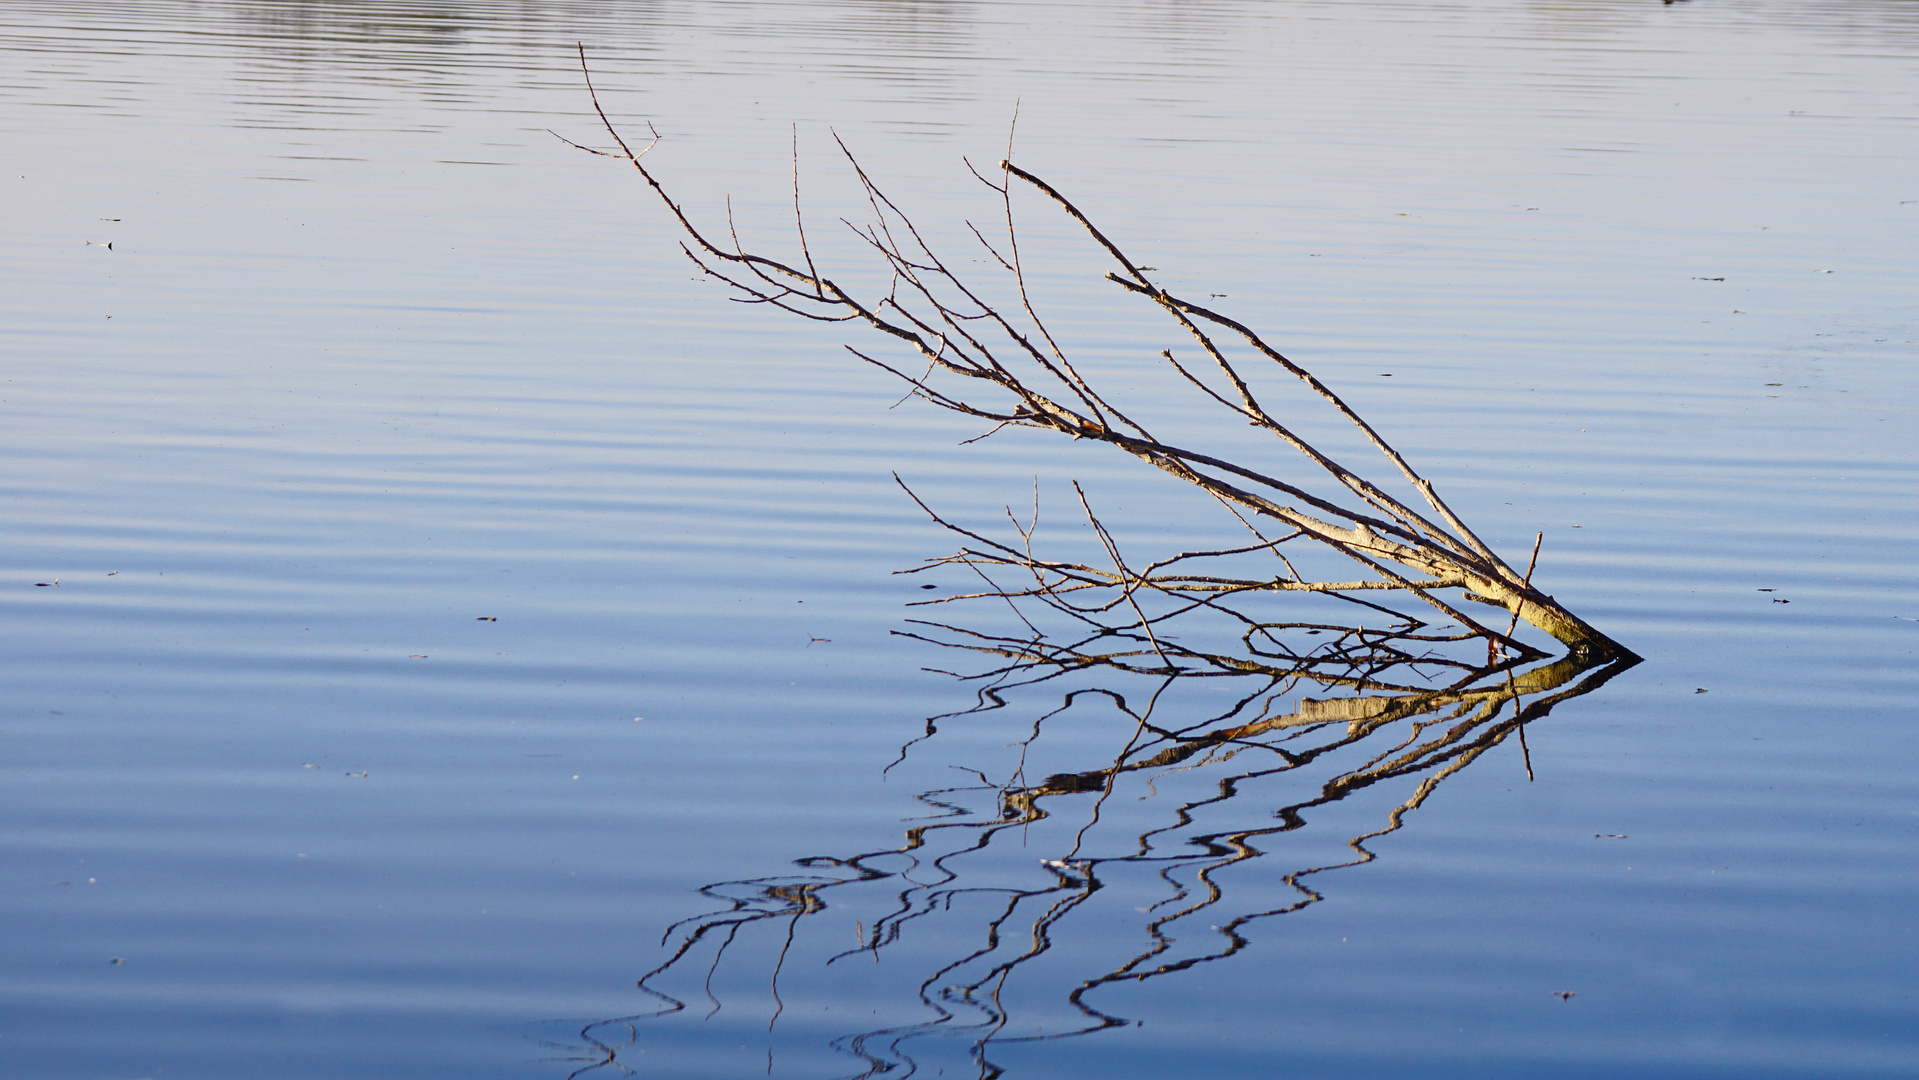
3,2 -> 1916,1077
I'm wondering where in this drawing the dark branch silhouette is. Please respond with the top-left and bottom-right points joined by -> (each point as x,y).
543,588 -> 1634,1077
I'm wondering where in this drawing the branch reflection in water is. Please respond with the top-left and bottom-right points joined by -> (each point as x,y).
547,508 -> 1636,1078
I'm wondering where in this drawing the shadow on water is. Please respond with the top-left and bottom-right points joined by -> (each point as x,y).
542,559 -> 1637,1078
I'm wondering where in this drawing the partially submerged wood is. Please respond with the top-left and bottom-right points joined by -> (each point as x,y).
563,46 -> 1632,663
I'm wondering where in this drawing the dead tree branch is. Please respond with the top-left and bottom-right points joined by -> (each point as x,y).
565,45 -> 1631,661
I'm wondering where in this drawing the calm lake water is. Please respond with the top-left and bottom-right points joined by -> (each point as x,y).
4,1 -> 1917,1077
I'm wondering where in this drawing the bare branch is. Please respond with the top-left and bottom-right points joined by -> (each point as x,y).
567,52 -> 1630,662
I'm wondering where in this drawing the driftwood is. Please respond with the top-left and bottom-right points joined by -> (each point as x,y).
561,46 -> 1630,663
538,53 -> 1653,1078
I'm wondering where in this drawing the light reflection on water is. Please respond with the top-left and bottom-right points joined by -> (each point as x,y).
2,1 -> 1916,1077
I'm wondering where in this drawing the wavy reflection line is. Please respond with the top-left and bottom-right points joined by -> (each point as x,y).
556,631 -> 1633,1078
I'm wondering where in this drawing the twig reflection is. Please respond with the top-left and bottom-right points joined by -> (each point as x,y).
553,581 -> 1634,1078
